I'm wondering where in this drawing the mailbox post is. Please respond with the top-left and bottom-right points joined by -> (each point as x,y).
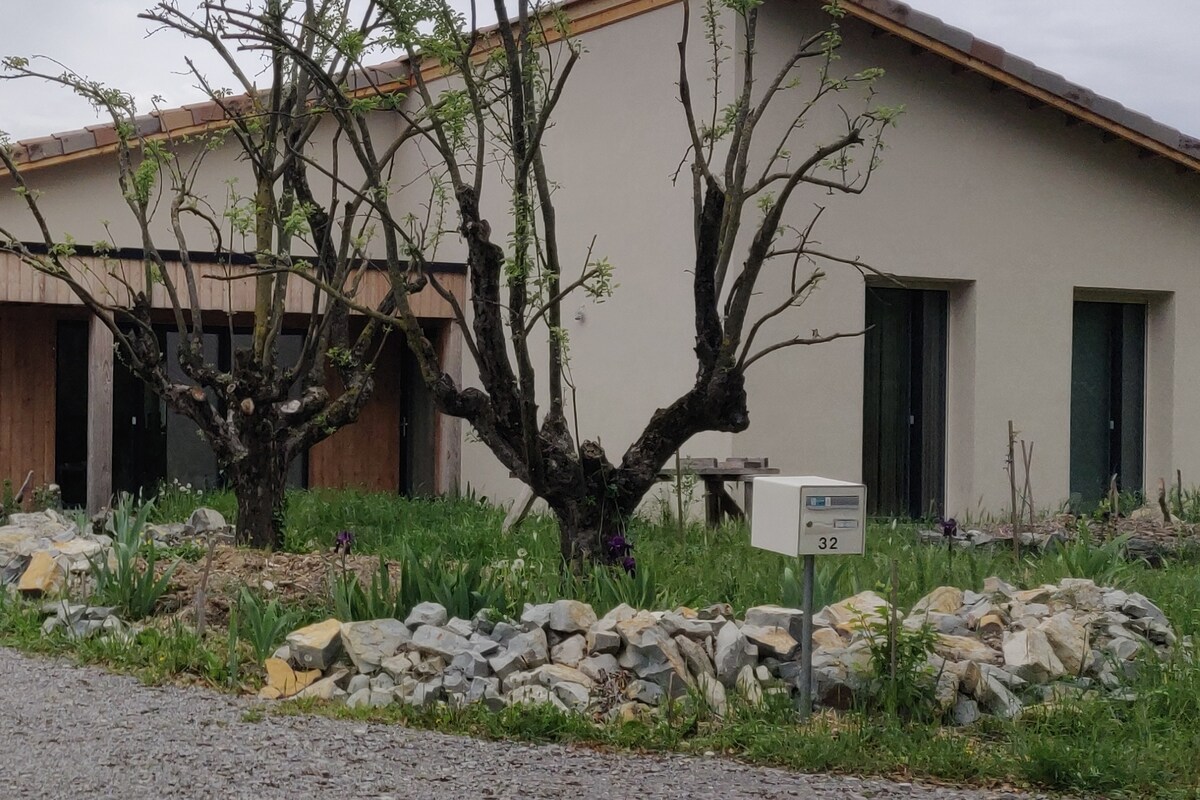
750,476 -> 866,720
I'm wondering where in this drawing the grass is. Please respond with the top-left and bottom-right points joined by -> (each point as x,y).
5,485 -> 1200,797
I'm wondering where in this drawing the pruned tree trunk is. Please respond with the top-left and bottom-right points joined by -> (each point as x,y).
229,435 -> 290,550
551,501 -> 611,570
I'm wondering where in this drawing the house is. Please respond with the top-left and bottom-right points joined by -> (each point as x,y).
2,0 -> 1198,518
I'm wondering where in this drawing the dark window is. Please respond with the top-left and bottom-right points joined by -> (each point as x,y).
862,287 -> 948,519
1070,301 -> 1145,507
54,321 -> 90,507
112,326 -> 308,497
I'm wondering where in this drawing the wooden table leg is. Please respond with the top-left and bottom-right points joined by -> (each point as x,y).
744,480 -> 754,523
717,488 -> 744,521
703,477 -> 722,528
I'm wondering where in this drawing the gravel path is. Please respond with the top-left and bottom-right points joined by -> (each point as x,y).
0,647 -> 1044,800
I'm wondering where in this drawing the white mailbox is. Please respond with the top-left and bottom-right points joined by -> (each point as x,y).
750,476 -> 867,556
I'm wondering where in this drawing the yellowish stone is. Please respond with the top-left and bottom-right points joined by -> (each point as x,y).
812,627 -> 845,650
264,657 -> 321,697
285,618 -> 344,670
18,552 -> 64,597
934,634 -> 1001,664
911,586 -> 964,615
54,539 -> 103,558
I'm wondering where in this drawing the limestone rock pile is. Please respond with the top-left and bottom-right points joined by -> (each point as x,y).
0,510 -> 112,596
261,577 -> 1178,723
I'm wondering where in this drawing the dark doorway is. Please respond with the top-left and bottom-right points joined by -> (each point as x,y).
112,326 -> 308,497
1070,301 -> 1145,507
402,325 -> 438,495
54,321 -> 89,507
112,330 -> 168,497
862,287 -> 948,518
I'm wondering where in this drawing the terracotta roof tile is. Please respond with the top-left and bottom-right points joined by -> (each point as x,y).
998,53 -> 1037,84
21,136 -> 64,162
184,101 -> 227,125
5,0 -> 1198,174
968,39 -> 1005,68
54,129 -> 95,155
1178,135 -> 1200,155
1061,84 -> 1098,109
844,0 -> 1198,170
154,107 -> 195,132
133,115 -> 163,137
86,123 -> 120,148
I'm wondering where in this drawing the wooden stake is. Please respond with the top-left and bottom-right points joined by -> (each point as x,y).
194,531 -> 219,637
1157,478 -> 1171,525
1021,440 -> 1035,526
14,470 -> 34,504
1176,469 -> 1184,518
889,558 -> 899,691
675,449 -> 685,541
1008,421 -> 1020,561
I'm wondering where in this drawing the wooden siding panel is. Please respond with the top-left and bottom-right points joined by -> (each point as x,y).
0,253 -> 463,320
0,306 -> 57,497
308,335 -> 404,492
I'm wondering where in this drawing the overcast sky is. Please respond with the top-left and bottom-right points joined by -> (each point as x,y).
1,1 -> 1196,141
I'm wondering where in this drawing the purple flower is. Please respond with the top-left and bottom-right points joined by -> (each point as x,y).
605,533 -> 632,559
938,517 -> 958,538
620,556 -> 637,577
334,529 -> 355,555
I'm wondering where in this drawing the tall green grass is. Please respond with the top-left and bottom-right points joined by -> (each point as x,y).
14,486 -> 1200,796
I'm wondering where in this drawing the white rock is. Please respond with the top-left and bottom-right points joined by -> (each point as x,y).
1037,613 -> 1089,676
507,684 -> 567,711
340,619 -> 412,674
408,624 -> 474,659
600,603 -> 637,624
735,664 -> 764,707
812,591 -> 891,632
550,634 -> 587,668
697,672 -> 728,717
445,617 -> 474,638
405,602 -> 448,629
552,680 -> 591,711
586,628 -> 621,654
579,654 -> 620,683
714,621 -> 758,686
741,625 -> 799,659
743,605 -> 805,639
548,599 -> 597,633
1002,629 -> 1065,683
520,603 -> 554,628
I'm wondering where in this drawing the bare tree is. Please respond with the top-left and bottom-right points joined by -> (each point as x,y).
0,1 -> 435,547
2,0 -> 895,565
305,0 -> 895,566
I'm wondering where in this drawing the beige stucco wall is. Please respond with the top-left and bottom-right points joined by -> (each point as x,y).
736,0 -> 1200,516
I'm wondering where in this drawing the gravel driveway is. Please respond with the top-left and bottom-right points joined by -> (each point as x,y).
0,647 -> 1045,800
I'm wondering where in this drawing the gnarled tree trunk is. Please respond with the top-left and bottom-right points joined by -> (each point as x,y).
228,428 -> 290,549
